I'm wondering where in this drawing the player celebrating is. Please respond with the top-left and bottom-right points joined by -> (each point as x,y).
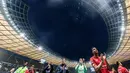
116,61 -> 129,73
90,47 -> 110,73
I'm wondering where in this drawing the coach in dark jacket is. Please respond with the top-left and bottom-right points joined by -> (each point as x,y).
43,62 -> 53,73
56,59 -> 69,73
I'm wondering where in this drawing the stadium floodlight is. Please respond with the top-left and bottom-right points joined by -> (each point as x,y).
122,18 -> 124,21
5,11 -> 8,14
20,33 -> 25,38
120,9 -> 123,13
38,46 -> 42,51
120,37 -> 123,41
122,21 -> 124,26
24,37 -> 28,40
3,8 -> 7,11
2,3 -> 6,5
12,23 -> 15,26
17,30 -> 20,33
10,20 -> 13,24
121,26 -> 125,32
8,17 -> 11,21
119,7 -> 122,10
122,15 -> 124,18
118,3 -> 121,7
28,40 -> 31,43
3,5 -> 6,8
2,0 -> 6,4
6,14 -> 10,17
117,0 -> 119,2
2,1 -> 6,7
15,27 -> 18,31
122,23 -> 124,26
13,25 -> 17,29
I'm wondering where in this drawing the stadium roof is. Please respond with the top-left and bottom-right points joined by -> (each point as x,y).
0,0 -> 129,67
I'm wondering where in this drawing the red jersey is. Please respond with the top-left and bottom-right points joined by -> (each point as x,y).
118,66 -> 128,73
25,69 -> 35,73
90,56 -> 109,73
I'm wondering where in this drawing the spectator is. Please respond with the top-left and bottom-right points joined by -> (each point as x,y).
116,61 -> 129,73
56,58 -> 69,73
43,62 -> 53,73
36,69 -> 40,73
14,62 -> 28,73
10,68 -> 15,73
109,67 -> 116,73
75,58 -> 87,73
25,65 -> 35,73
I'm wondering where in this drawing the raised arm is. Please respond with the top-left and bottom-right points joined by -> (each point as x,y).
103,54 -> 110,70
75,64 -> 79,70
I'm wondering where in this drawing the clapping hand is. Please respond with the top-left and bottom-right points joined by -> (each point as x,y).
100,53 -> 104,62
103,52 -> 106,60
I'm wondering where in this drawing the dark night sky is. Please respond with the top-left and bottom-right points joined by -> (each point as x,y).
22,0 -> 108,61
